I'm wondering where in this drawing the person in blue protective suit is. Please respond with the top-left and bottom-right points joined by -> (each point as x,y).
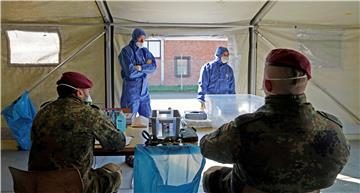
197,47 -> 235,109
119,28 -> 157,118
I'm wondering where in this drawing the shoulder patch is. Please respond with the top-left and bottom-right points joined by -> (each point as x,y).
234,113 -> 264,127
317,111 -> 343,128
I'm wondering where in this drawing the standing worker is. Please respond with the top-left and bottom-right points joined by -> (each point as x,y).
197,46 -> 235,110
119,28 -> 157,118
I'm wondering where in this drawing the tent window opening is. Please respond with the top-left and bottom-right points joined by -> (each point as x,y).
144,40 -> 161,58
174,56 -> 190,77
6,30 -> 60,66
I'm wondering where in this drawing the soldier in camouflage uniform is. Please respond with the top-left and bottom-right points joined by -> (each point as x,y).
200,48 -> 350,193
28,71 -> 126,193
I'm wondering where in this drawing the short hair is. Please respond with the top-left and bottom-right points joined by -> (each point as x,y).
56,85 -> 77,97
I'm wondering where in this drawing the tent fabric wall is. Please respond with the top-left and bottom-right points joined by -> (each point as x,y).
113,33 -> 131,108
1,1 -> 106,139
262,1 -> 359,27
255,0 -> 360,139
227,29 -> 249,94
1,1 -> 359,140
255,26 -> 360,138
1,1 -> 102,24
1,25 -> 105,139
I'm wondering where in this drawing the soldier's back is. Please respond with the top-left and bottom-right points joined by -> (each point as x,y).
28,96 -> 95,175
232,97 -> 350,193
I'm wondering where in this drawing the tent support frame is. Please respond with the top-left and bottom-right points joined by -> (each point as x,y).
248,1 -> 277,94
248,27 -> 257,94
96,0 -> 114,108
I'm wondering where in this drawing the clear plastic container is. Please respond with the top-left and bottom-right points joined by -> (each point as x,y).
205,94 -> 264,129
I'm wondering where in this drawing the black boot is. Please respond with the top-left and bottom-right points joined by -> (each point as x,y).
125,155 -> 134,168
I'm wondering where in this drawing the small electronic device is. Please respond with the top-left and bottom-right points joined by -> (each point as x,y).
151,109 -> 181,139
184,111 -> 207,120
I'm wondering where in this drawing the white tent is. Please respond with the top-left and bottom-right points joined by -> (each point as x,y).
1,1 -> 359,140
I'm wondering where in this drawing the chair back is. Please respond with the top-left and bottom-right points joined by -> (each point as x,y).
9,166 -> 84,193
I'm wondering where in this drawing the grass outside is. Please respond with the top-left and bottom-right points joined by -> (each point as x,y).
149,85 -> 197,92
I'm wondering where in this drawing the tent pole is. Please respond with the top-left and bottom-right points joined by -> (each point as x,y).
96,0 -> 114,108
247,27 -> 257,94
28,31 -> 105,93
112,23 -> 251,28
248,1 -> 277,94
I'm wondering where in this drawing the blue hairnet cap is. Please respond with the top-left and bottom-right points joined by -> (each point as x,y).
132,28 -> 146,41
215,47 -> 229,57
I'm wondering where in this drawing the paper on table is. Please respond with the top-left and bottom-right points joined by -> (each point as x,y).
125,136 -> 133,146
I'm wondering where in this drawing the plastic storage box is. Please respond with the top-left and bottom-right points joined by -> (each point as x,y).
205,94 -> 264,129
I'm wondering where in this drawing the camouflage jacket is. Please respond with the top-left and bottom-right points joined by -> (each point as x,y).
200,94 -> 350,193
28,96 -> 125,184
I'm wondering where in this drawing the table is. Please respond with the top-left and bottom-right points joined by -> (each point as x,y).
93,127 -> 214,156
94,145 -> 135,156
94,94 -> 264,156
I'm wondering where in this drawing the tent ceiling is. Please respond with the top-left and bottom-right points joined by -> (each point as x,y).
263,1 -> 360,26
1,1 -> 359,28
1,1 -> 102,24
107,1 -> 359,36
108,1 -> 265,25
108,1 -> 359,27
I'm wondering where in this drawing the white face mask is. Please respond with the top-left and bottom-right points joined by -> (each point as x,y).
262,75 -> 308,95
84,95 -> 93,105
221,57 -> 229,64
57,83 -> 92,104
136,41 -> 144,48
265,74 -> 307,81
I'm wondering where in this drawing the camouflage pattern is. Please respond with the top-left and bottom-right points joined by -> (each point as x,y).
28,96 -> 126,193
200,94 -> 350,193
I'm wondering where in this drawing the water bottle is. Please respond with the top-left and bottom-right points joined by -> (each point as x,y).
116,110 -> 126,132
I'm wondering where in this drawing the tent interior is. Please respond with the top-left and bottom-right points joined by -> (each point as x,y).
1,1 -> 360,193
1,1 -> 359,140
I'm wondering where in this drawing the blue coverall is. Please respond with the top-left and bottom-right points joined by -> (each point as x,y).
119,28 -> 157,118
197,47 -> 235,102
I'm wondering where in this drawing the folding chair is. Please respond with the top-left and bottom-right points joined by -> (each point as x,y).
9,166 -> 84,193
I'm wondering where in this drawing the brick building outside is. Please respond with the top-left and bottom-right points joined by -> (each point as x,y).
145,38 -> 228,88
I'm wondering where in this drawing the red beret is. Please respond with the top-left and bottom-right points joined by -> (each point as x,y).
266,48 -> 312,79
56,71 -> 93,89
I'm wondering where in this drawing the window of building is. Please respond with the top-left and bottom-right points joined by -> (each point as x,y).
6,30 -> 60,66
144,40 -> 161,58
174,56 -> 191,77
